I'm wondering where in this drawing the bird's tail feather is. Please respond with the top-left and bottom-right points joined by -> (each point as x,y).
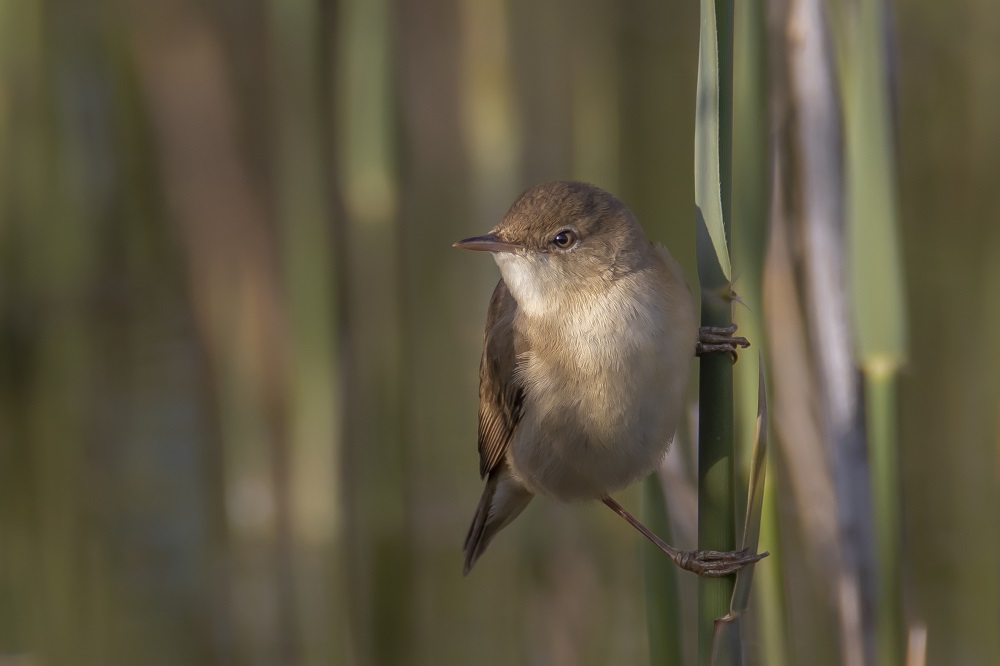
463,468 -> 532,575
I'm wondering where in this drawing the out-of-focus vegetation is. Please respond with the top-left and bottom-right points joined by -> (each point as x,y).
0,0 -> 997,664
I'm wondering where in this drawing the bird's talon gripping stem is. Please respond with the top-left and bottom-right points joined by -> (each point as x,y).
696,324 -> 750,363
602,496 -> 767,577
671,547 -> 768,577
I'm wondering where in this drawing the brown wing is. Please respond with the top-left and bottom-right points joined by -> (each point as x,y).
476,279 -> 524,478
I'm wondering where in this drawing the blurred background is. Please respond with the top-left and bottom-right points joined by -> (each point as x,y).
0,0 -> 998,664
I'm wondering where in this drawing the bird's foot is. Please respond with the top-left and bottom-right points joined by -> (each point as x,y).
672,547 -> 769,577
696,324 -> 750,363
602,496 -> 768,578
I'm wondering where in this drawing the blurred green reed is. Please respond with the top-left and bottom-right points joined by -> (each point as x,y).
729,0 -> 792,664
641,475 -> 683,666
731,0 -> 788,663
839,0 -> 908,663
770,0 -> 868,662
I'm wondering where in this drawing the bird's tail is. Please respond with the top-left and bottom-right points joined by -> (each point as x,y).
463,467 -> 533,575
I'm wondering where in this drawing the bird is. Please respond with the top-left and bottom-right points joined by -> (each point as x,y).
454,181 -> 762,576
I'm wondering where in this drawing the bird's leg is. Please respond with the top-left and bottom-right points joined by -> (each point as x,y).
696,323 -> 750,363
601,496 -> 767,577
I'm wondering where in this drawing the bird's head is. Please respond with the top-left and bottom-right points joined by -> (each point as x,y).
454,181 -> 652,315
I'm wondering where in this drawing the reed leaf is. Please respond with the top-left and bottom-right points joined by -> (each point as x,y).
695,0 -> 732,283
695,0 -> 738,663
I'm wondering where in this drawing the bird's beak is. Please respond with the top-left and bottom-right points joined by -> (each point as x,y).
452,233 -> 521,253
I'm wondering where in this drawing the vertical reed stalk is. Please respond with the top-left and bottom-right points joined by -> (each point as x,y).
843,0 -> 908,662
695,0 -> 737,662
865,371 -> 902,666
732,0 -> 786,662
268,0 -> 342,660
643,475 -> 684,665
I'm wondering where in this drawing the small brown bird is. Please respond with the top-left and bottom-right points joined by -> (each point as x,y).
455,181 -> 762,576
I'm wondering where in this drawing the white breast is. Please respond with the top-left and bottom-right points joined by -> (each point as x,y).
500,254 -> 697,501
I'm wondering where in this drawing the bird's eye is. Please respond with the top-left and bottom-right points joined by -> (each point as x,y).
552,230 -> 577,249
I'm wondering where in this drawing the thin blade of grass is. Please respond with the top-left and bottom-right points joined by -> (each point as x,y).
733,358 -> 768,606
709,360 -> 769,663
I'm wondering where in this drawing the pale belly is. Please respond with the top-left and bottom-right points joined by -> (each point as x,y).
496,244 -> 697,501
507,340 -> 689,501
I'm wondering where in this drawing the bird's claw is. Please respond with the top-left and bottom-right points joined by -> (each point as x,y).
672,547 -> 769,577
696,324 -> 750,363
